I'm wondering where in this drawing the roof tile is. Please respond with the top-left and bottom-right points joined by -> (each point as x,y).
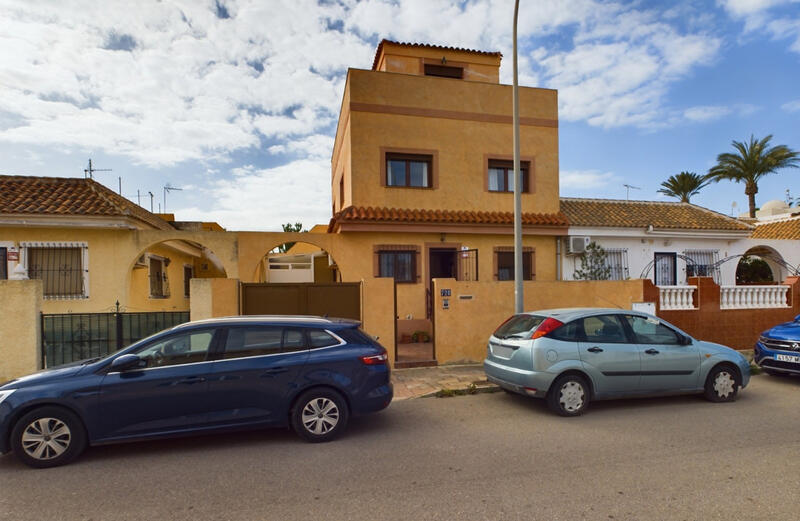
372,39 -> 502,70
751,216 -> 800,240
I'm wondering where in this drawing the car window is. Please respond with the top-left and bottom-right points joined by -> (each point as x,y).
581,315 -> 628,343
309,329 -> 339,348
223,327 -> 283,359
493,315 -> 545,339
282,328 -> 307,352
547,320 -> 583,342
623,315 -> 681,345
134,330 -> 215,368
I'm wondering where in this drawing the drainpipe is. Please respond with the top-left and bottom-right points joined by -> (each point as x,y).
556,237 -> 562,281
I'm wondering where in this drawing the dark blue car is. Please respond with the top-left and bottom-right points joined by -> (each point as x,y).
754,315 -> 800,376
0,316 -> 392,468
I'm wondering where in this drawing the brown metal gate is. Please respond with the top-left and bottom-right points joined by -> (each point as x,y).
240,282 -> 361,321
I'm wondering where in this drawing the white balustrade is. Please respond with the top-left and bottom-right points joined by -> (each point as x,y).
658,285 -> 697,310
720,285 -> 790,309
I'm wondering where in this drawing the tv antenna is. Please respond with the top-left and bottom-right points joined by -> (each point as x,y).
623,183 -> 640,201
163,183 -> 183,212
731,201 -> 738,216
84,158 -> 111,179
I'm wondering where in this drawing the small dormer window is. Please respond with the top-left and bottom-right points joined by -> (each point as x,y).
424,64 -> 463,79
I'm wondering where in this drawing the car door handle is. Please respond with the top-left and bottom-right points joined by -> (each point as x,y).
263,367 -> 289,375
587,346 -> 604,353
177,376 -> 206,384
645,348 -> 660,355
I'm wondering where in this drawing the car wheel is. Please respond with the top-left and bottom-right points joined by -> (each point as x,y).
763,368 -> 787,377
704,365 -> 740,403
291,389 -> 349,443
547,374 -> 590,416
11,406 -> 87,468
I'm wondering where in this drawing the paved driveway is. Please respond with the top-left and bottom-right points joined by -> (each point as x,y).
2,375 -> 799,521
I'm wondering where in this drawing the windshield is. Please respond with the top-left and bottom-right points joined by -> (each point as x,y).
493,315 -> 545,340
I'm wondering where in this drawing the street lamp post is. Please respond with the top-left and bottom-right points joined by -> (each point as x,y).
512,0 -> 523,314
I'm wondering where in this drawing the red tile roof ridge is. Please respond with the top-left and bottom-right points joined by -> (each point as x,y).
372,39 -> 502,70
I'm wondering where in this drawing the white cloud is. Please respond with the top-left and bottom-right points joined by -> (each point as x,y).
782,99 -> 800,111
684,105 -> 733,122
719,0 -> 800,54
560,169 -> 619,190
717,0 -> 791,16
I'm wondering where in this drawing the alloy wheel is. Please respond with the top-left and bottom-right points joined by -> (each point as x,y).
301,397 -> 340,435
713,371 -> 735,398
559,381 -> 585,412
21,418 -> 71,461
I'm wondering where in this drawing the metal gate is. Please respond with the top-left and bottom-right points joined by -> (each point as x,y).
41,311 -> 190,368
241,282 -> 361,320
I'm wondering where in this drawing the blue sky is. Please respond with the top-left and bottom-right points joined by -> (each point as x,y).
1,0 -> 799,229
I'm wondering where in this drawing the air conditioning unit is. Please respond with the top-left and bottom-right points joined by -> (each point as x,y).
567,236 -> 591,255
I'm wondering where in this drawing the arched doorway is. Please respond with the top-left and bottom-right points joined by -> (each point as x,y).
736,246 -> 786,285
259,241 -> 340,284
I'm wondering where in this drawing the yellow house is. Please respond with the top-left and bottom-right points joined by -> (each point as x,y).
0,175 -> 225,314
326,40 -> 568,363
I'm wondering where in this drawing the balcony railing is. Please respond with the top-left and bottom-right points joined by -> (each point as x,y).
658,285 -> 697,310
720,285 -> 789,309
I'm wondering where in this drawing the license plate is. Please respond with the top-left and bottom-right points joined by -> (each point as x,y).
776,353 -> 800,364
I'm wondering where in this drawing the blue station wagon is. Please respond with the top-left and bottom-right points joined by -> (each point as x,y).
0,316 -> 393,468
484,308 -> 750,416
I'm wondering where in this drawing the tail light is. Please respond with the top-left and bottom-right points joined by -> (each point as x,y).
361,348 -> 388,365
531,317 -> 564,339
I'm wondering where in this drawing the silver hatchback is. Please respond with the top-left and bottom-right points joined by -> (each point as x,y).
483,308 -> 750,416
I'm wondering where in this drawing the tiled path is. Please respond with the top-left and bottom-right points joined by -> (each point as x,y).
392,363 -> 498,400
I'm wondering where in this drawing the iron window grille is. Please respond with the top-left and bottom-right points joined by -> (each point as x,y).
604,248 -> 630,281
378,250 -> 416,282
22,242 -> 89,299
684,249 -> 720,283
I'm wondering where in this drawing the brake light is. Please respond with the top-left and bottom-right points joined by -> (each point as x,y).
361,348 -> 388,365
531,317 -> 564,339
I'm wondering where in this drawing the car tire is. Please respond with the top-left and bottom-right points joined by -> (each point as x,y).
10,406 -> 87,468
763,368 -> 787,377
704,365 -> 741,403
291,388 -> 349,443
547,374 -> 590,417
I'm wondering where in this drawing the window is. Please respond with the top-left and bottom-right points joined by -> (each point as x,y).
309,329 -> 339,348
149,256 -> 169,298
622,315 -> 681,345
0,247 -> 6,280
488,160 -> 529,193
548,320 -> 583,342
424,64 -> 463,79
386,153 -> 432,188
496,250 -> 534,281
493,315 -> 545,339
183,265 -> 193,298
135,330 -> 214,368
25,244 -> 87,298
581,315 -> 628,343
223,327 -> 282,358
684,249 -> 720,283
378,250 -> 416,282
604,248 -> 629,281
339,176 -> 345,210
282,328 -> 307,352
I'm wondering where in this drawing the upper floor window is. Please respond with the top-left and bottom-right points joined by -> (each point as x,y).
22,242 -> 88,299
488,159 -> 530,193
424,64 -> 463,79
386,153 -> 432,188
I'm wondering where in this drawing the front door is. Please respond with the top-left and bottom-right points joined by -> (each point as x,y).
97,328 -> 220,440
622,315 -> 701,392
654,252 -> 677,285
429,248 -> 457,282
577,314 -> 641,395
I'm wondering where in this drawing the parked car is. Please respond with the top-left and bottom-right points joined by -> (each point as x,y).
0,316 -> 392,468
754,315 -> 800,376
484,308 -> 750,416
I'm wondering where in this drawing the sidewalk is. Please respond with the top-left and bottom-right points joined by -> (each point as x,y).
392,363 -> 499,400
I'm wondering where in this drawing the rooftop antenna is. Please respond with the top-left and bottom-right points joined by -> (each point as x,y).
623,183 -> 641,201
148,191 -> 154,213
163,183 -> 183,213
83,158 -> 111,179
731,201 -> 738,216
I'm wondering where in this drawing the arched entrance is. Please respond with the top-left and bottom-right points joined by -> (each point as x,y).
259,241 -> 340,283
736,246 -> 787,285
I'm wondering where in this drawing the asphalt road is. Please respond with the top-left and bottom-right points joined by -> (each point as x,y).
2,374 -> 800,521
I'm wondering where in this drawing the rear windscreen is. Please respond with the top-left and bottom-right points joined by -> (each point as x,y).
493,315 -> 545,339
336,327 -> 379,346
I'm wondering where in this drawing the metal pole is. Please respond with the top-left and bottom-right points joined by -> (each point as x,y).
512,0 -> 523,314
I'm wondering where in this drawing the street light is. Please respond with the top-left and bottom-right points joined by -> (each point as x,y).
512,0 -> 523,313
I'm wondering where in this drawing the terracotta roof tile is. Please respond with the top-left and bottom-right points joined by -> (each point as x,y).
559,198 -> 751,231
329,205 -> 567,232
751,215 -> 800,240
372,39 -> 502,70
0,175 -> 174,230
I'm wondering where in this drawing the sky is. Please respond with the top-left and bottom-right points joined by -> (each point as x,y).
1,0 -> 799,230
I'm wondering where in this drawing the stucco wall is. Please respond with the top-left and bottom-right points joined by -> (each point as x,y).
432,278 -> 649,364
190,278 -> 240,321
0,280 -> 42,381
361,277 -> 396,363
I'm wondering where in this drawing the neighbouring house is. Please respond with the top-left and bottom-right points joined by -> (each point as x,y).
0,175 -> 226,314
262,225 -> 337,283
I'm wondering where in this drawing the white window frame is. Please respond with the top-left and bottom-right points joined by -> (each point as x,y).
604,248 -> 629,281
20,241 -> 90,299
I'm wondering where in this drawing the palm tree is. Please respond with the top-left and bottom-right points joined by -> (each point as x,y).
657,171 -> 709,203
707,135 -> 800,218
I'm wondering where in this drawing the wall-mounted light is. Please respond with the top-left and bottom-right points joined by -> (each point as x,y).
440,233 -> 446,242
441,56 -> 447,65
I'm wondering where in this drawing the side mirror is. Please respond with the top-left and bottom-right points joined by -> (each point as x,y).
110,354 -> 145,372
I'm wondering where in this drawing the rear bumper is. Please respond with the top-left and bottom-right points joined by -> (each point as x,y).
352,382 -> 393,415
754,341 -> 800,375
483,359 -> 555,398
